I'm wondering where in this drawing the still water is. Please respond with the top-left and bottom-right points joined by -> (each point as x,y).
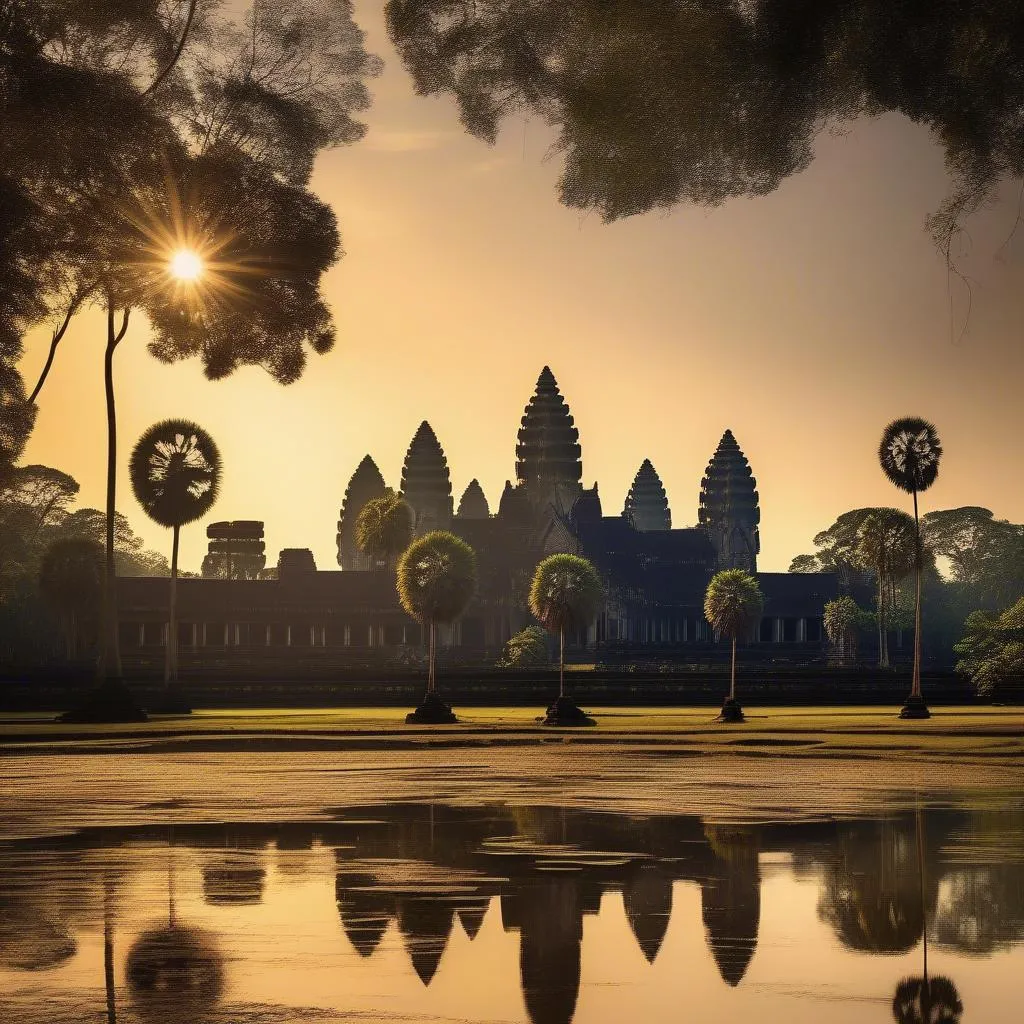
0,801 -> 1021,1023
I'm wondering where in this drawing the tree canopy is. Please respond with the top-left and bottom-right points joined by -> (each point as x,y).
704,568 -> 763,641
386,0 -> 1024,248
528,554 -> 603,635
954,597 -> 1024,698
356,490 -> 414,568
1,0 -> 382,446
396,530 -> 478,627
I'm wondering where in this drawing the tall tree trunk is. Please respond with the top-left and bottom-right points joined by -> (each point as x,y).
103,875 -> 117,1024
428,620 -> 435,694
877,571 -> 888,668
98,304 -> 129,684
911,489 -> 923,700
559,626 -> 565,699
730,636 -> 737,701
165,523 -> 180,687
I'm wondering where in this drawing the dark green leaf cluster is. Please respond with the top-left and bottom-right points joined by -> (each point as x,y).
497,624 -> 549,668
823,598 -> 864,643
528,553 -> 603,634
355,489 -> 414,566
1,0 -> 382,439
386,0 -> 1024,236
704,568 -> 763,640
396,530 -> 478,626
0,463 -> 168,601
38,538 -> 105,616
954,598 -> 1024,698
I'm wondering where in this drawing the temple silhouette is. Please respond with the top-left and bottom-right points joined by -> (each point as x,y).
117,367 -> 846,666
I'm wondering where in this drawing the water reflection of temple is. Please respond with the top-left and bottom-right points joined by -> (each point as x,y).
0,805 -> 1021,1023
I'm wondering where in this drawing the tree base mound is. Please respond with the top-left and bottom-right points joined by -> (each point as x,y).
59,682 -> 148,723
715,697 -> 746,723
405,692 -> 458,725
899,694 -> 931,720
146,692 -> 193,715
543,696 -> 596,727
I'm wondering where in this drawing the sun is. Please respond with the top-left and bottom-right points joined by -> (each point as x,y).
169,249 -> 203,281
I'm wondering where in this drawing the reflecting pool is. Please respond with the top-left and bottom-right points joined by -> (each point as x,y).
1,800 -> 1021,1022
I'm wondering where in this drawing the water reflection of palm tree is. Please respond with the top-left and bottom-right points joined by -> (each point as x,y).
891,807 -> 963,1023
701,825 -> 761,987
126,837 -> 225,1024
819,817 -> 929,954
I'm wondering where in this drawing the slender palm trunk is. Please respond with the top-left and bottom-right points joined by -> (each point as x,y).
103,876 -> 117,1024
428,620 -> 436,694
877,571 -> 888,668
98,304 -> 128,684
911,489 -> 923,700
165,523 -> 180,687
559,626 -> 565,699
916,802 -> 929,988
730,636 -> 737,701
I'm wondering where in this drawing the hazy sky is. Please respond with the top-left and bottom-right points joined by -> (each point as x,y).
18,3 -> 1024,574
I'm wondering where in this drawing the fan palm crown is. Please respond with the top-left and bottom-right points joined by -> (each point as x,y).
396,531 -> 477,626
356,489 -> 414,567
528,554 -> 603,633
129,420 -> 221,529
879,418 -> 943,494
704,569 -> 764,641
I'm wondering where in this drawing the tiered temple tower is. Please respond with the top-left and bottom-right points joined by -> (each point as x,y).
514,367 -> 583,511
337,455 -> 387,570
697,430 -> 760,572
456,479 -> 490,519
623,460 -> 672,531
400,421 -> 454,535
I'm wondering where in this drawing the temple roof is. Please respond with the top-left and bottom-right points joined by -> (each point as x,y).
515,367 -> 583,494
337,455 -> 387,567
456,479 -> 490,519
697,429 -> 760,529
623,459 -> 672,531
400,421 -> 454,527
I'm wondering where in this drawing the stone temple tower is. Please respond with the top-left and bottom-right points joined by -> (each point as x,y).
698,430 -> 760,572
623,459 -> 672,531
337,455 -> 387,570
514,366 -> 583,509
400,421 -> 454,535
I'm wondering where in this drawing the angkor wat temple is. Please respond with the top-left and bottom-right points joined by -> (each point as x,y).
118,367 -> 843,664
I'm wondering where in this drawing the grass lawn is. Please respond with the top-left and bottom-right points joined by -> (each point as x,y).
0,704 -> 1021,764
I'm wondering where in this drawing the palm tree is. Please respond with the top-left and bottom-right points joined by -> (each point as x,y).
878,418 -> 943,718
396,530 -> 477,724
129,420 -> 220,703
891,803 -> 963,1023
704,568 -> 764,723
355,489 -> 414,570
38,537 -> 104,659
528,553 -> 603,726
855,510 -> 918,668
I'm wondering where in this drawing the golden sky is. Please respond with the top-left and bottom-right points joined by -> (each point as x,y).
17,3 -> 1024,574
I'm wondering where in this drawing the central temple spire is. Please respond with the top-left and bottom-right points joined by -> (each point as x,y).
401,421 -> 454,535
514,366 -> 583,501
698,429 -> 760,572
